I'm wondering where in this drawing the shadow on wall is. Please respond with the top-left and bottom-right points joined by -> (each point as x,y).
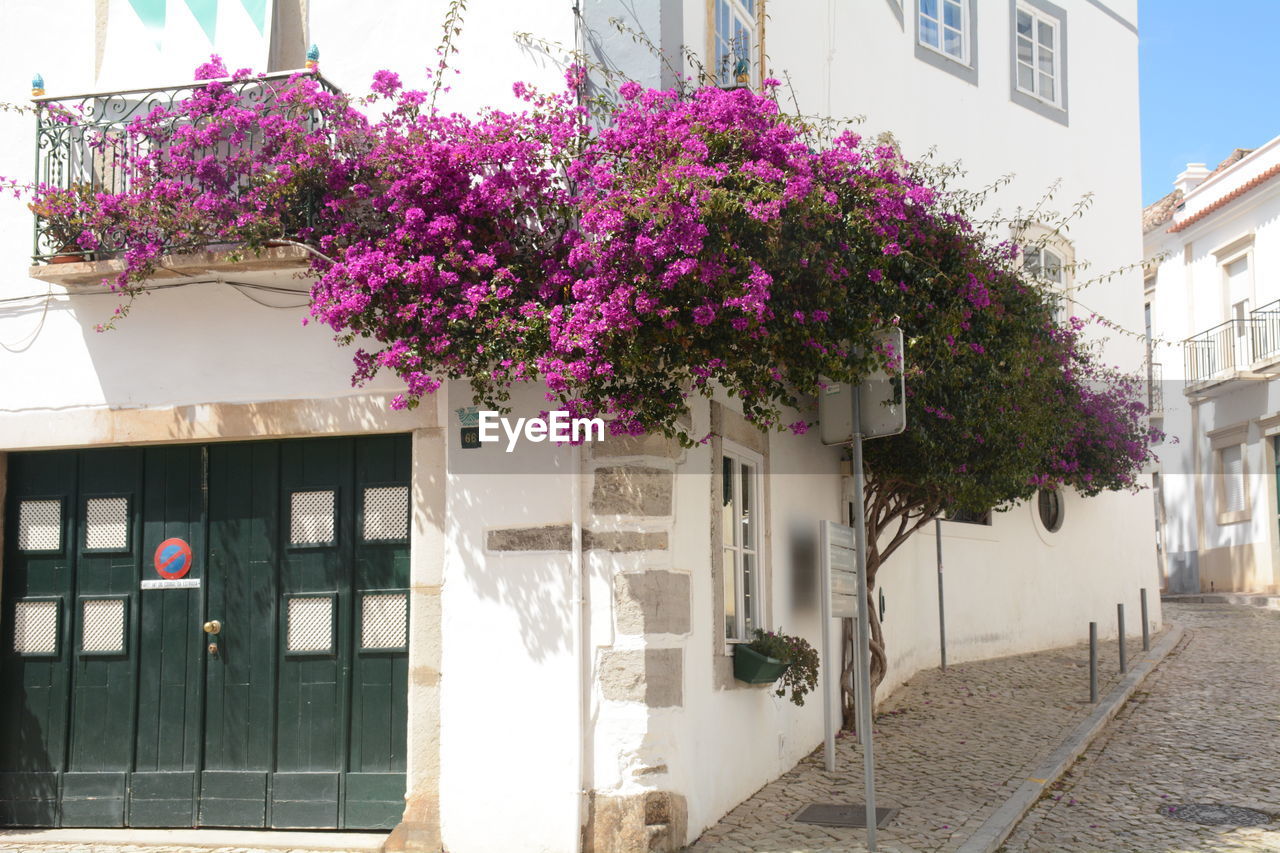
447,471 -> 576,663
442,380 -> 580,663
788,515 -> 820,614
62,283 -> 404,416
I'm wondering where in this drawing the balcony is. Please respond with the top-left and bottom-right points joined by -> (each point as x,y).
1183,302 -> 1280,394
1184,319 -> 1254,390
1251,298 -> 1280,366
29,72 -> 337,285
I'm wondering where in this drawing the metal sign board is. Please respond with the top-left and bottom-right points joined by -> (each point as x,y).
819,327 -> 907,445
826,521 -> 860,619
141,578 -> 201,590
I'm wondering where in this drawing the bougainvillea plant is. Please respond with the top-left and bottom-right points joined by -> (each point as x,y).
19,57 -> 1160,719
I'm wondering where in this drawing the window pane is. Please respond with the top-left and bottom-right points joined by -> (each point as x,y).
1043,249 -> 1063,282
920,17 -> 939,47
740,461 -> 755,550
85,497 -> 129,551
943,0 -> 962,29
742,552 -> 755,634
1016,9 -> 1032,35
944,26 -> 962,57
1017,36 -> 1033,65
921,0 -> 939,19
722,456 -> 736,547
1017,63 -> 1034,91
724,548 -> 738,638
742,0 -> 755,15
1038,19 -> 1054,48
290,490 -> 335,545
1040,73 -> 1055,101
1023,246 -> 1041,274
1038,47 -> 1055,75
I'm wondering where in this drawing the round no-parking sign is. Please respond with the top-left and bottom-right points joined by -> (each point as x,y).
153,537 -> 193,579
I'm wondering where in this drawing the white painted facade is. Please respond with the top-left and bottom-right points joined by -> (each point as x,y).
1144,138 -> 1280,595
0,1 -> 1158,851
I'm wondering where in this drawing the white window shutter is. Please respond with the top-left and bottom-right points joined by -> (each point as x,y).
1221,446 -> 1245,513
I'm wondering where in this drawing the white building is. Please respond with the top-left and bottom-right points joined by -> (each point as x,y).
0,2 -> 1156,851
1144,141 -> 1280,595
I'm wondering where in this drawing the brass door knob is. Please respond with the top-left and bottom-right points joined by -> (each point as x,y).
203,620 -> 221,635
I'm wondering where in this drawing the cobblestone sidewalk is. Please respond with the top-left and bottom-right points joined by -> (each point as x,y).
689,629 -> 1155,853
1003,602 -> 1280,852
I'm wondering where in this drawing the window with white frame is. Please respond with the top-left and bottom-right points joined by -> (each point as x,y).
1218,444 -> 1246,515
712,0 -> 760,88
919,0 -> 968,63
1023,244 -> 1068,321
1015,4 -> 1061,104
1018,224 -> 1070,320
721,448 -> 761,641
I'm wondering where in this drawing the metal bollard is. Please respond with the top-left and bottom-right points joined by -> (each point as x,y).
1140,588 -> 1150,651
1118,603 -> 1127,674
1089,621 -> 1098,703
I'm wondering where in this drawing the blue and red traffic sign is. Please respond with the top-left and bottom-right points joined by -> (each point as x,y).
153,537 -> 193,580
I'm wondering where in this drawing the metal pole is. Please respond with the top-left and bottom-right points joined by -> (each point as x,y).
1140,588 -> 1150,651
935,517 -> 946,672
850,391 -> 878,851
821,522 -> 836,773
1089,622 -> 1098,703
1117,603 -> 1127,674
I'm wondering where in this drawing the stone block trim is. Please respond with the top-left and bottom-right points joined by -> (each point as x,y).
486,524 -> 572,552
614,572 -> 691,635
599,648 -> 683,707
583,529 -> 668,553
591,465 -> 673,517
583,791 -> 688,853
486,526 -> 669,553
591,431 -> 683,459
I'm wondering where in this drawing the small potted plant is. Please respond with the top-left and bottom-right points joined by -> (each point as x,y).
733,628 -> 820,706
29,184 -> 96,263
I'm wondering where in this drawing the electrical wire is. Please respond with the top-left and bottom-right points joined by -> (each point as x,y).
0,277 -> 313,351
0,277 -> 311,306
0,284 -> 53,352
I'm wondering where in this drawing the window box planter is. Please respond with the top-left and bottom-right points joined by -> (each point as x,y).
732,643 -> 790,684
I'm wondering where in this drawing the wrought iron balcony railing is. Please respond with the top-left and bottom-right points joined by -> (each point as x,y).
1250,299 -> 1280,365
31,71 -> 338,263
1147,361 -> 1163,415
1183,318 -> 1256,387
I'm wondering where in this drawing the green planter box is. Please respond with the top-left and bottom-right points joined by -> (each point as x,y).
733,644 -> 791,684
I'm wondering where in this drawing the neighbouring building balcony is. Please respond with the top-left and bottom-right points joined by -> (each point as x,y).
1147,361 -> 1163,415
1184,301 -> 1280,393
1251,298 -> 1280,365
1184,319 -> 1254,390
29,72 -> 337,285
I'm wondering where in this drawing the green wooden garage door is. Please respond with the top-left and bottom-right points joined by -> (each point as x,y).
0,436 -> 410,830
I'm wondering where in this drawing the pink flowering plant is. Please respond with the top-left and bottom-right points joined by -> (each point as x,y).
20,58 -> 1159,714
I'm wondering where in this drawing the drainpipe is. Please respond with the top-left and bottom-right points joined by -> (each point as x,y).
572,442 -> 589,852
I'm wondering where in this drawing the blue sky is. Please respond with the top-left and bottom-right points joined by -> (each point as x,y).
1140,1 -> 1280,205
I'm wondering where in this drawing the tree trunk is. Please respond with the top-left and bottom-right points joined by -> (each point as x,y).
838,485 -> 937,729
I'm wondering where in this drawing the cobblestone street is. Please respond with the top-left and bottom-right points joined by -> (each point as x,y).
690,602 -> 1280,852
1004,602 -> 1280,852
690,623 -> 1154,852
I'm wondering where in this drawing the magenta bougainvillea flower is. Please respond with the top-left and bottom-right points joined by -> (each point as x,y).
18,59 -> 1159,507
